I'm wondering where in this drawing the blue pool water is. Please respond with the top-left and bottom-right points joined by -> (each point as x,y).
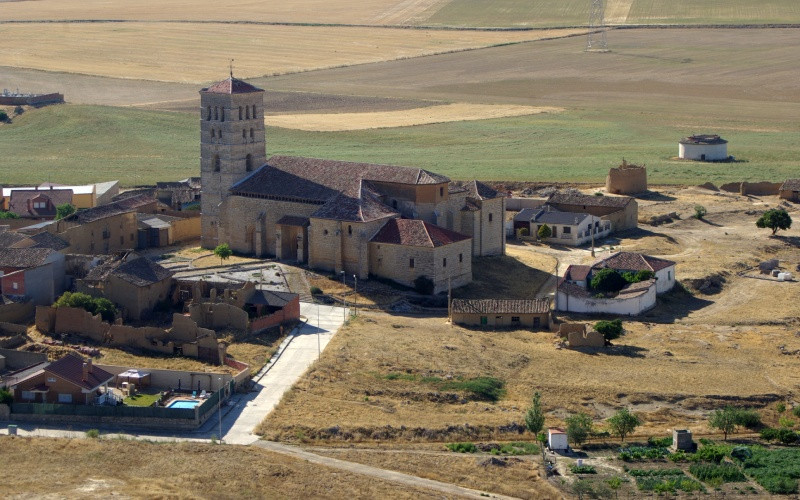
167,400 -> 200,409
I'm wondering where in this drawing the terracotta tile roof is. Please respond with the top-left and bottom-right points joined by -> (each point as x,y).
231,155 -> 449,203
781,179 -> 800,191
557,279 -> 592,298
9,189 -> 73,218
0,247 -> 56,268
246,290 -> 297,307
371,218 -> 470,247
680,134 -> 727,145
461,199 -> 481,212
312,183 -> 399,222
617,279 -> 656,296
69,194 -> 156,224
85,255 -> 173,287
547,192 -> 632,209
451,298 -> 550,315
0,230 -> 31,248
201,77 -> 264,94
44,353 -> 114,391
29,231 -> 69,251
563,265 -> 592,282
592,252 -> 675,273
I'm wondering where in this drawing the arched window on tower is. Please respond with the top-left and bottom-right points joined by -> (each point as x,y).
213,154 -> 221,172
214,107 -> 218,120
239,106 -> 243,120
245,106 -> 250,119
249,128 -> 254,142
246,154 -> 253,172
211,129 -> 216,139
252,105 -> 257,119
207,106 -> 211,121
242,129 -> 246,142
221,108 -> 225,122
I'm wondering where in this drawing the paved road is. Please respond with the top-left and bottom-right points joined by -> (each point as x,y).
255,440 -> 520,500
220,302 -> 346,444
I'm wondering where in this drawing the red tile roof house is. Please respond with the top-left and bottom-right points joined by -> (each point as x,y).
10,353 -> 114,405
557,252 -> 676,316
8,187 -> 74,220
0,247 -> 66,306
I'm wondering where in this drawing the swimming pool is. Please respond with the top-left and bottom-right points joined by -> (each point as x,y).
167,400 -> 200,409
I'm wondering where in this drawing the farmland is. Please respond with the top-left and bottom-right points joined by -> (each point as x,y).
3,0 -> 800,26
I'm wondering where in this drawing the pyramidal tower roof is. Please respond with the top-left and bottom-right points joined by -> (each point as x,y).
201,76 -> 263,94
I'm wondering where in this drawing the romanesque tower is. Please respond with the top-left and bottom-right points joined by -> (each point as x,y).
200,76 -> 266,248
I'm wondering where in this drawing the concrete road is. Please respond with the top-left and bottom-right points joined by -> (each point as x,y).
218,303 -> 347,444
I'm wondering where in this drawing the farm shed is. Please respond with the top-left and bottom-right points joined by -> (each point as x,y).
451,298 -> 550,329
679,134 -> 728,161
779,179 -> 800,202
548,428 -> 569,451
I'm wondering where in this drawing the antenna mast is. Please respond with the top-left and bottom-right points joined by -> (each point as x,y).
586,0 -> 609,52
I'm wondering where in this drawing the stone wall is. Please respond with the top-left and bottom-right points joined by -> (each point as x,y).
0,300 -> 33,324
189,302 -> 249,331
567,328 -> 605,348
0,348 -> 47,370
720,181 -> 781,196
368,238 -> 472,294
606,162 -> 647,195
170,215 -> 201,243
220,196 -> 318,256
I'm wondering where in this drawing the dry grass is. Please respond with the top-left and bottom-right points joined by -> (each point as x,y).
307,273 -> 405,307
454,249 -> 555,300
223,327 -> 289,375
258,310 -> 800,441
191,253 -> 263,269
310,446 -> 563,500
268,103 -> 562,131
0,23 -> 583,83
0,436 -> 439,499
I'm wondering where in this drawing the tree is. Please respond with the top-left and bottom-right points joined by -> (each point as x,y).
54,292 -> 117,322
55,203 -> 76,220
709,406 -> 739,441
0,211 -> 19,219
0,387 -> 13,405
756,208 -> 792,235
214,243 -> 233,265
607,408 -> 641,442
694,205 -> 707,220
594,318 -> 624,342
0,110 -> 8,122
525,392 -> 545,436
537,224 -> 552,240
590,268 -> 627,293
565,412 -> 593,447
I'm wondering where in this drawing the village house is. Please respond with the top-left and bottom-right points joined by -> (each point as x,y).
779,179 -> 800,203
512,206 -> 611,246
8,187 -> 73,220
0,247 -> 65,305
545,192 -> 638,232
10,353 -> 115,405
557,252 -> 676,315
451,298 -> 550,329
2,181 -> 119,211
80,253 -> 174,321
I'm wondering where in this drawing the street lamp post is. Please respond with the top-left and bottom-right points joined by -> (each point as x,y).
317,304 -> 321,357
340,271 -> 346,321
353,275 -> 358,316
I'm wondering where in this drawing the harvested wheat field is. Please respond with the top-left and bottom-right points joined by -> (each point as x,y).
268,103 -> 562,131
0,436 -> 439,499
0,23 -> 583,83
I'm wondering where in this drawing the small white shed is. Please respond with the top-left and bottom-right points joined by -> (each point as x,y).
548,428 -> 569,451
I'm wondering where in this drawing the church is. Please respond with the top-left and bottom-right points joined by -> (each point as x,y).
199,77 -> 505,293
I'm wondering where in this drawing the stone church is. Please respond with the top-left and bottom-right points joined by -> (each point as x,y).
200,77 -> 505,293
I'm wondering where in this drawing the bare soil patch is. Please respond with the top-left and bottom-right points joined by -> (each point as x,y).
268,103 -> 562,131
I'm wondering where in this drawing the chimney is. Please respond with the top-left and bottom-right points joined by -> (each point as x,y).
87,357 -> 93,373
82,362 -> 89,381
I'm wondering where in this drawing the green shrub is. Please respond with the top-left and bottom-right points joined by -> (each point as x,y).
691,444 -> 729,464
622,270 -> 655,283
570,464 -> 597,474
86,429 -> 100,439
54,292 -> 117,322
760,427 -> 779,442
310,286 -> 323,295
0,211 -> 19,219
779,416 -> 796,429
793,406 -> 800,418
489,442 -> 540,455
738,446 -> 800,494
734,408 -> 762,429
669,451 -> 687,462
730,446 -> 752,461
690,463 -> 746,483
441,376 -> 505,402
446,442 -> 477,453
413,275 -> 434,295
648,436 -> 673,448
0,387 -> 13,405
0,110 -> 8,122
618,445 -> 669,461
776,402 -> 786,413
628,469 -> 684,477
777,428 -> 798,445
537,224 -> 551,239
594,318 -> 624,341
590,268 -> 627,293
694,205 -> 707,220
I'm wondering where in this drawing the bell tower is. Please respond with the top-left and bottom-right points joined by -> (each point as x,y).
199,75 -> 266,248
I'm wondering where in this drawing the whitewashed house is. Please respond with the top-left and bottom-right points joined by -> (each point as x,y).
513,206 -> 611,246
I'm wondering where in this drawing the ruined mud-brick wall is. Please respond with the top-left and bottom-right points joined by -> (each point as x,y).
568,329 -> 604,348
606,164 -> 647,195
720,181 -> 781,196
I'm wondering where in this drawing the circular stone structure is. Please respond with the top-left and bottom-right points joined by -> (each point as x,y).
679,134 -> 728,161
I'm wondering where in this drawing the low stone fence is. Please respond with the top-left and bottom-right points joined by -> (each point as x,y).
0,300 -> 34,323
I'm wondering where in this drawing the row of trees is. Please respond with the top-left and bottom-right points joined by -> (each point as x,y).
524,394 -> 771,449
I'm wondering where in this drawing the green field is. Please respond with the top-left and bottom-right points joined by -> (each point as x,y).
425,0 -> 800,27
2,104 -> 798,186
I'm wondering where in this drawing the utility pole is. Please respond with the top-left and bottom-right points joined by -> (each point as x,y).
591,215 -> 596,257
447,276 -> 452,323
317,304 -> 321,358
586,0 -> 609,52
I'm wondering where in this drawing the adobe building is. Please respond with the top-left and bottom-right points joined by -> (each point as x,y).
545,192 -> 638,231
200,76 -> 505,290
451,298 -> 550,329
606,160 -> 647,195
678,134 -> 729,161
779,179 -> 800,202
